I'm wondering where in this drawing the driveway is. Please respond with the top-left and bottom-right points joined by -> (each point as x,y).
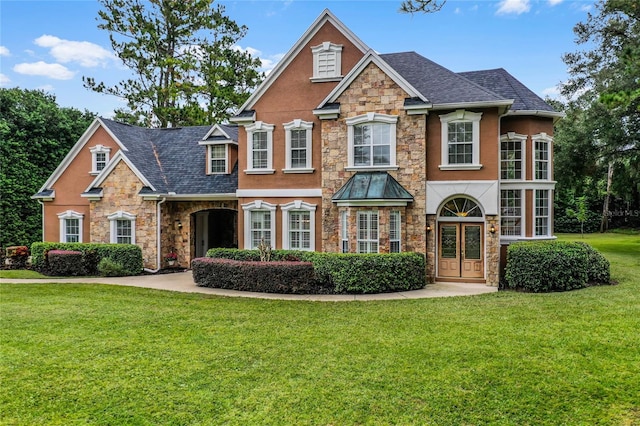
1,270 -> 498,301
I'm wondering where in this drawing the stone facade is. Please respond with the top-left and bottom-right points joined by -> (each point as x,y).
161,200 -> 238,267
321,63 -> 427,255
90,161 -> 158,269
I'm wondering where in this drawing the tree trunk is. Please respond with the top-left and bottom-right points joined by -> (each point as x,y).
600,161 -> 615,233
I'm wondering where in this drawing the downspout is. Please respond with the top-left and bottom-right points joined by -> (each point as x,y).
144,197 -> 167,273
37,200 -> 45,241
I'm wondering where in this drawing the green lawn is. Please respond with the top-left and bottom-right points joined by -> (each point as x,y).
0,269 -> 48,279
1,233 -> 639,425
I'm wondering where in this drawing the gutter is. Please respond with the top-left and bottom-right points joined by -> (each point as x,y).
37,200 -> 45,241
143,197 -> 167,273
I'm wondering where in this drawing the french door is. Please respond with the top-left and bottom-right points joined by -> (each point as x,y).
438,223 -> 484,278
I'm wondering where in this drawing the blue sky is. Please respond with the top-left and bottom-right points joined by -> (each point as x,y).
0,0 -> 595,118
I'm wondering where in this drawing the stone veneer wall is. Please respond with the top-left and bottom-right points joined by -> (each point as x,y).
321,63 -> 427,254
90,161 -> 158,269
161,200 -> 238,267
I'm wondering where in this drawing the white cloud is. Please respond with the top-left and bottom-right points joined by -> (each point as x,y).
542,86 -> 561,98
36,84 -> 55,92
0,73 -> 10,86
0,46 -> 9,56
496,0 -> 531,15
454,7 -> 461,14
13,61 -> 75,80
548,0 -> 563,5
233,45 -> 282,74
34,35 -> 114,67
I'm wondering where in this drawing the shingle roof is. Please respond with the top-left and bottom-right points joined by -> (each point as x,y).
458,68 -> 556,112
99,118 -> 237,195
379,52 -> 509,106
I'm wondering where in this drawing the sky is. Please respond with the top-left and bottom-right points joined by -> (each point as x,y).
0,0 -> 596,118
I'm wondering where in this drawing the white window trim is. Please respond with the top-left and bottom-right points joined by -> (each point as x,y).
241,200 -> 276,249
357,210 -> 379,254
340,210 -> 350,253
283,119 -> 314,173
346,112 -> 398,171
245,121 -> 275,174
108,211 -> 137,244
311,41 -> 343,82
439,109 -> 483,170
281,200 -> 316,251
390,210 -> 401,253
207,144 -> 228,174
532,132 -> 553,181
500,189 -> 524,238
57,210 -> 84,243
89,145 -> 111,175
534,189 -> 552,237
500,132 -> 527,181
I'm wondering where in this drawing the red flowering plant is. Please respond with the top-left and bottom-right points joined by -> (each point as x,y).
165,251 -> 178,262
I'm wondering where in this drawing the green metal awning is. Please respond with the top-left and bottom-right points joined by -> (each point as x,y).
331,172 -> 414,206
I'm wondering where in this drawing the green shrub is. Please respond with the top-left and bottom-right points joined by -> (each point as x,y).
47,250 -> 85,276
204,249 -> 426,294
97,258 -> 128,277
504,241 -> 610,292
31,242 -> 142,276
578,242 -> 611,284
192,258 -> 320,294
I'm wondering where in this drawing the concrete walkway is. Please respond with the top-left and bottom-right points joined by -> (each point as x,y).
1,271 -> 497,301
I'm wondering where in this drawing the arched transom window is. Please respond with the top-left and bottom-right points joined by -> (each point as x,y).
439,198 -> 483,218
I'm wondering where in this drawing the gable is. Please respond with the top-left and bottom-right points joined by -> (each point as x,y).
233,9 -> 370,117
35,118 -> 126,199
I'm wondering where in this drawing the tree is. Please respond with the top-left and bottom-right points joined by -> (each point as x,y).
399,0 -> 446,13
560,0 -> 640,231
0,88 -> 95,248
83,0 -> 263,128
566,196 -> 589,237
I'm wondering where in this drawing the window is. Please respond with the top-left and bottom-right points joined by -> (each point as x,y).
57,210 -> 83,243
245,121 -> 274,174
281,201 -> 316,251
357,211 -> 379,253
347,113 -> 398,170
108,211 -> 136,244
500,190 -> 522,237
390,211 -> 401,253
535,189 -> 550,236
534,137 -> 550,180
341,210 -> 349,253
439,110 -> 482,170
500,133 -> 526,180
242,200 -> 276,249
311,42 -> 343,81
90,145 -> 111,174
283,119 -> 313,172
208,145 -> 227,174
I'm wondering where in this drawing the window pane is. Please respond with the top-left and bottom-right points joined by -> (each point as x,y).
357,211 -> 378,253
500,190 -> 522,236
116,219 -> 132,244
65,218 -> 79,243
501,140 -> 522,180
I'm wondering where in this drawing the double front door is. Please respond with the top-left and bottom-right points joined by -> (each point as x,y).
438,223 -> 484,278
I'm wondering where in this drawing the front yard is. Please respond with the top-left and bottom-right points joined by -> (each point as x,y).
1,232 -> 638,425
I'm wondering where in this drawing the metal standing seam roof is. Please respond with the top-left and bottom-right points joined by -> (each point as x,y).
332,172 -> 414,202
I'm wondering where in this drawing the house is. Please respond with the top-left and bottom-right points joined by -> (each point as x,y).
34,9 -> 562,284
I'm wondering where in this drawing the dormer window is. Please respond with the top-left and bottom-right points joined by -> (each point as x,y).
90,145 -> 111,175
208,145 -> 227,174
311,42 -> 343,82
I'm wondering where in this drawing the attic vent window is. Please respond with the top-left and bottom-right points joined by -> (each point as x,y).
311,42 -> 343,82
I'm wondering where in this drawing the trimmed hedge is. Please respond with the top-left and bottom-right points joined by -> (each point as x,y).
31,242 -> 143,276
47,250 -> 84,276
204,248 -> 426,294
192,258 -> 319,294
504,241 -> 610,292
